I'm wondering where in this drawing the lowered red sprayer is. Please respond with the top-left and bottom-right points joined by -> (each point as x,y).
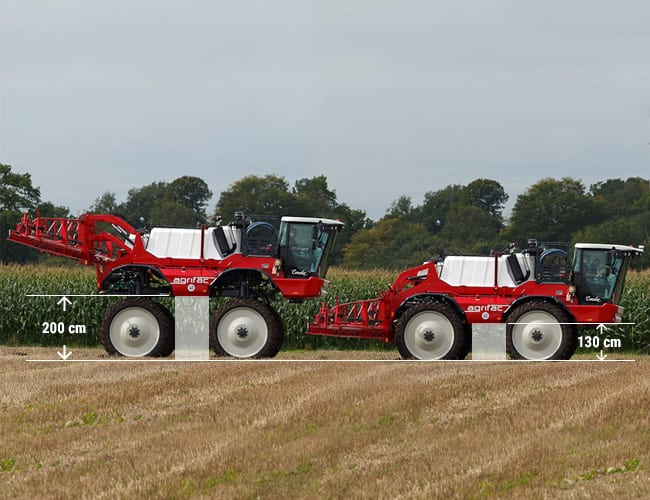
306,240 -> 643,360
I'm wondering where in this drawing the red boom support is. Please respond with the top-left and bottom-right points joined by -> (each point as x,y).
8,212 -> 140,265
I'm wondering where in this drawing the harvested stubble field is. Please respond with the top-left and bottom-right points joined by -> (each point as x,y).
1,347 -> 648,499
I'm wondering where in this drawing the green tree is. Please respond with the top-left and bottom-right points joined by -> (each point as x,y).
149,199 -> 197,227
35,201 -> 69,218
0,164 -> 42,264
574,177 -> 650,269
386,195 -> 414,220
590,177 -> 650,219
438,203 -> 505,255
416,184 -> 463,233
342,218 -> 435,270
461,178 -> 509,219
91,177 -> 213,227
292,176 -> 338,217
1,164 -> 40,211
215,175 -> 294,221
344,180 -> 509,269
633,187 -> 650,214
118,181 -> 168,226
508,177 -> 595,244
88,192 -> 119,214
167,176 -> 213,223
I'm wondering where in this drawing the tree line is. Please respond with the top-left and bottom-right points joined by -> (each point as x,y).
348,177 -> 650,269
1,163 -> 649,268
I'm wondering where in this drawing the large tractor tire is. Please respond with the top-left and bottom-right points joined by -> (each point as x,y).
210,298 -> 283,358
395,302 -> 469,360
506,301 -> 577,360
101,298 -> 174,357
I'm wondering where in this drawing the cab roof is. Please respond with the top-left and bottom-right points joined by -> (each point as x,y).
281,216 -> 344,226
575,243 -> 644,254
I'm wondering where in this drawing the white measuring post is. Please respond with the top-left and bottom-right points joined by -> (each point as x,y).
472,323 -> 506,361
174,296 -> 210,360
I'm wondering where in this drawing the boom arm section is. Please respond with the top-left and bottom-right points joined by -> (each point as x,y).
7,213 -> 142,265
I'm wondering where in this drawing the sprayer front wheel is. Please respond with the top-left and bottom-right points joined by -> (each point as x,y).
506,302 -> 577,360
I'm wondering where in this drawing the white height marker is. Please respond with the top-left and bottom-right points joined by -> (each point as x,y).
472,324 -> 506,361
174,296 -> 210,360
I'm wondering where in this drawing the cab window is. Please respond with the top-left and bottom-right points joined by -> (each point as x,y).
279,223 -> 332,278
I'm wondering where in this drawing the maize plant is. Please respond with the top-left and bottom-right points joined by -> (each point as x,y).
1,265 -> 648,352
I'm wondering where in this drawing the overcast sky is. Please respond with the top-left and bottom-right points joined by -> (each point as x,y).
2,1 -> 649,220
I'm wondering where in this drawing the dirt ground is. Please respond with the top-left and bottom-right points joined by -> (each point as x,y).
1,347 -> 648,499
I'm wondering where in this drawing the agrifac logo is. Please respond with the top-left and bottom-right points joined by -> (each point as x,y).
466,304 -> 506,321
466,305 -> 506,314
172,276 -> 212,292
171,277 -> 212,286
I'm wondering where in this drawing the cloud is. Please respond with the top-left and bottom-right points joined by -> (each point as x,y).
2,1 -> 649,218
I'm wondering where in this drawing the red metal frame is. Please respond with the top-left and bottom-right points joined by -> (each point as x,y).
8,213 -> 327,299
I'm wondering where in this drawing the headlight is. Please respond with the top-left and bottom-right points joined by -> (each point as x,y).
320,279 -> 330,296
615,305 -> 624,323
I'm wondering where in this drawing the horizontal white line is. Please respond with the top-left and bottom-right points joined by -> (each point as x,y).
26,294 -> 169,297
26,358 -> 636,364
507,322 -> 634,325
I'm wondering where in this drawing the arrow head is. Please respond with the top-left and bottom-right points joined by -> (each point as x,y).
57,296 -> 72,312
596,350 -> 607,361
57,345 -> 72,361
596,323 -> 607,334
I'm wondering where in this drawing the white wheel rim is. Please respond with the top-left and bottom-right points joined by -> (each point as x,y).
511,310 -> 563,360
404,310 -> 455,360
109,307 -> 161,357
217,307 -> 268,358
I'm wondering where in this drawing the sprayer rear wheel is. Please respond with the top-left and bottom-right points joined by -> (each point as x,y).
210,298 -> 283,358
396,302 -> 468,360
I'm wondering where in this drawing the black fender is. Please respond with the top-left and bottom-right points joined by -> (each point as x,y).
210,268 -> 280,300
503,295 -> 576,324
99,265 -> 171,295
395,293 -> 467,324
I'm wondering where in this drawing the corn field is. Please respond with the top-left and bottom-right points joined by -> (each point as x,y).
1,265 -> 649,352
0,265 -> 394,350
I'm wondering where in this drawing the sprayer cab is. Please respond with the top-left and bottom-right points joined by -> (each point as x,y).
277,216 -> 344,279
571,243 -> 644,305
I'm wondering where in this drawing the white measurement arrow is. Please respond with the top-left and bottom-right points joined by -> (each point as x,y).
596,350 -> 607,361
596,323 -> 607,334
57,296 -> 72,312
57,345 -> 72,361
